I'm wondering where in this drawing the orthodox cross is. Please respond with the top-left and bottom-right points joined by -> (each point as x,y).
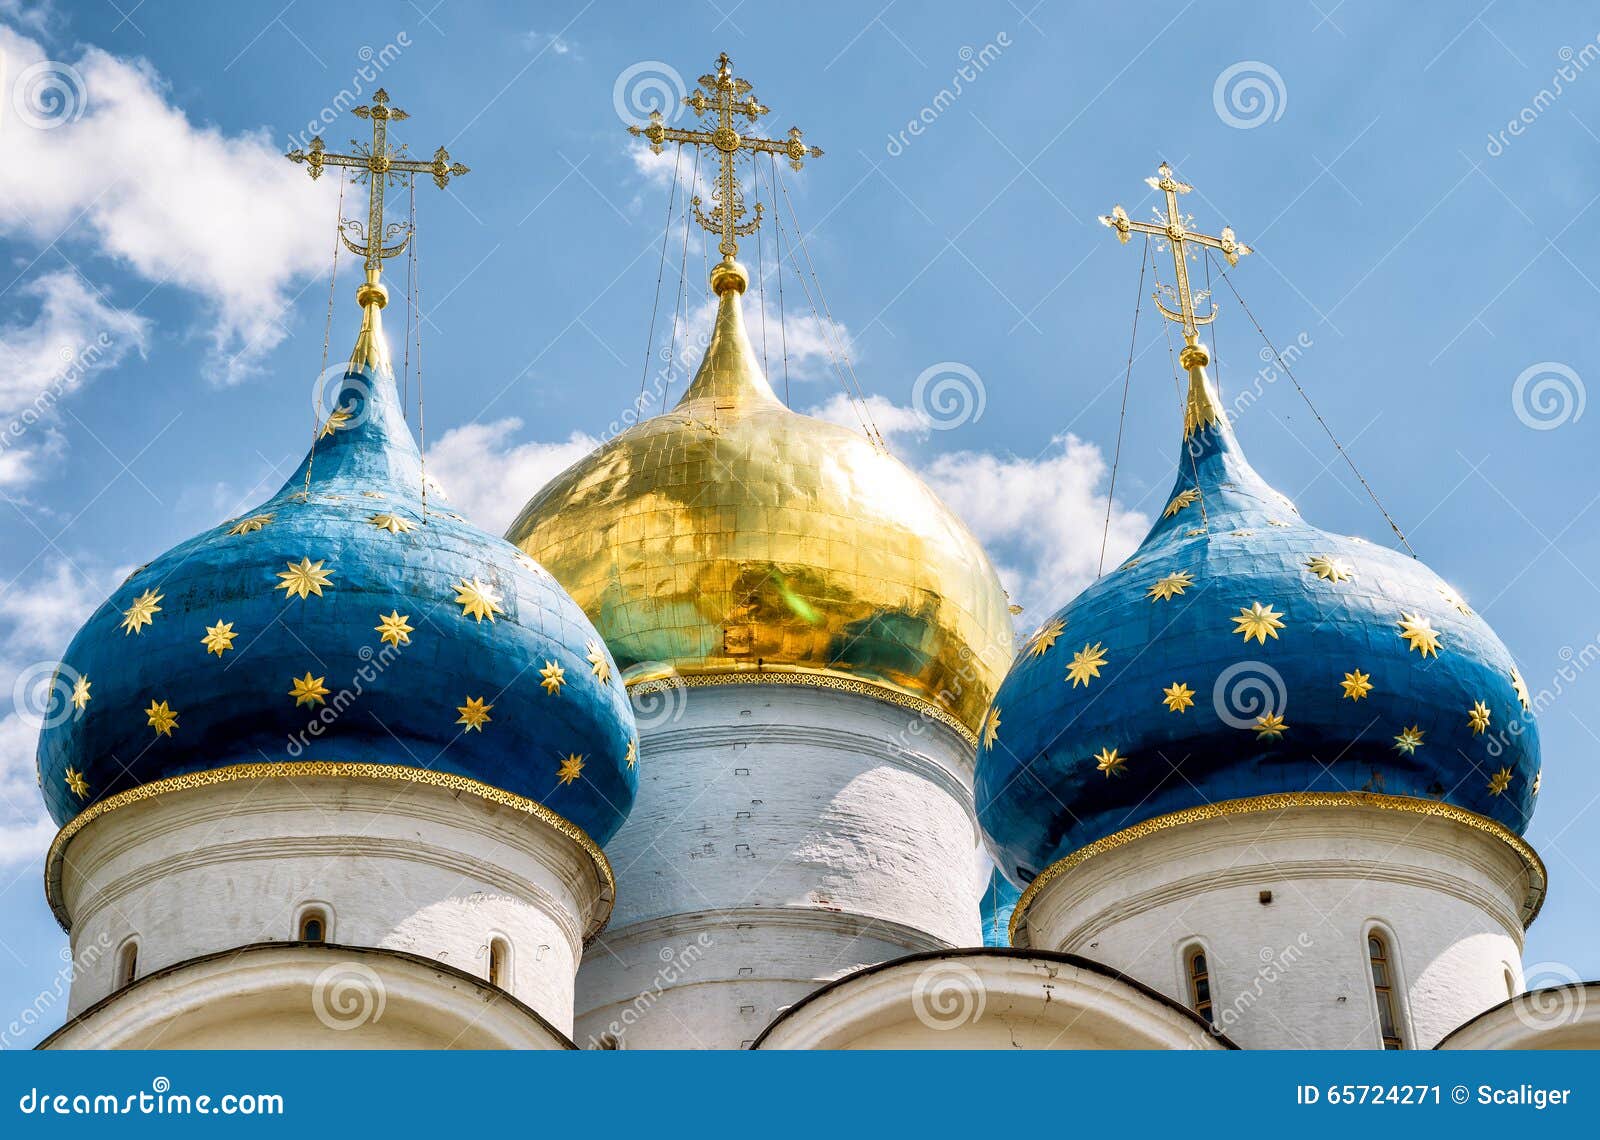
286,89 -> 470,279
628,53 -> 822,258
1099,162 -> 1250,343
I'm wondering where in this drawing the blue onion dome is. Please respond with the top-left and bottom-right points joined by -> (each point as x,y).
976,341 -> 1539,886
36,273 -> 637,846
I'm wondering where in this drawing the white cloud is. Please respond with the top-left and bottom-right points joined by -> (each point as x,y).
0,270 -> 150,487
806,391 -> 932,442
0,27 -> 332,381
524,30 -> 577,58
0,558 -> 115,865
426,417 -> 599,535
922,434 -> 1147,622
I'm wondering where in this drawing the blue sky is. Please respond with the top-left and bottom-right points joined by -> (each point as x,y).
2,0 -> 1598,1046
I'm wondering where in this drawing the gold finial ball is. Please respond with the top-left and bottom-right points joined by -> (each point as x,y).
356,279 -> 390,310
709,257 -> 748,296
1179,342 -> 1210,370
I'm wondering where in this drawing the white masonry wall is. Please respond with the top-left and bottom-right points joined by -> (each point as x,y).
54,773 -> 610,1042
576,683 -> 983,1049
1016,804 -> 1537,1049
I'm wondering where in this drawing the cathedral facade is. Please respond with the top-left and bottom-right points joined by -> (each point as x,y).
29,63 -> 1600,1052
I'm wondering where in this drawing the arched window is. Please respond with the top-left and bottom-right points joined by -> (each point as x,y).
1184,945 -> 1214,1025
1504,967 -> 1517,999
297,909 -> 327,943
117,939 -> 138,988
1368,932 -> 1404,1049
488,937 -> 510,991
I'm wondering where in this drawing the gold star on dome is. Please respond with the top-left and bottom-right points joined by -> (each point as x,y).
1255,712 -> 1289,740
625,738 -> 638,769
120,589 -> 163,635
201,620 -> 237,657
1306,555 -> 1353,583
453,577 -> 503,623
1233,601 -> 1285,644
1147,570 -> 1195,602
1162,682 -> 1196,713
1467,700 -> 1491,735
1066,642 -> 1109,687
1532,769 -> 1541,796
367,512 -> 415,535
1163,488 -> 1200,518
1026,617 -> 1065,658
1510,667 -> 1532,713
457,696 -> 493,732
557,752 -> 586,786
981,706 -> 1002,749
1094,746 -> 1126,777
1487,767 -> 1513,797
1438,585 -> 1473,616
289,672 -> 330,708
64,766 -> 88,798
318,407 -> 353,438
1232,529 -> 1254,538
375,611 -> 414,647
1397,613 -> 1441,658
586,640 -> 612,683
1186,527 -> 1207,538
1268,519 -> 1291,527
1340,669 -> 1373,701
145,699 -> 178,737
276,558 -> 334,600
69,674 -> 91,711
1119,559 -> 1140,571
227,514 -> 273,536
540,661 -> 566,696
1393,724 -> 1424,755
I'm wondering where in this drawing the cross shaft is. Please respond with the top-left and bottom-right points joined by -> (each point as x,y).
628,53 -> 821,258
287,89 -> 469,277
1099,162 -> 1251,342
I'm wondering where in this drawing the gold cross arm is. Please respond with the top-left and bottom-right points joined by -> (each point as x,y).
626,54 -> 821,258
286,89 -> 470,275
1098,162 -> 1250,340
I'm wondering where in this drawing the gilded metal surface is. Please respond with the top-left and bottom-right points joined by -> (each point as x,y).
286,88 -> 469,276
43,761 -> 616,941
626,53 -> 822,257
506,265 -> 1014,735
1007,792 -> 1549,945
1099,162 -> 1251,366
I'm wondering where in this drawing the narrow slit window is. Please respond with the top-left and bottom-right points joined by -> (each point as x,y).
488,937 -> 509,991
1368,933 -> 1404,1050
298,910 -> 327,942
1185,946 -> 1214,1025
117,940 -> 138,988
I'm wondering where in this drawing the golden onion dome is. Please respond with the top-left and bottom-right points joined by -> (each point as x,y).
505,258 -> 1015,741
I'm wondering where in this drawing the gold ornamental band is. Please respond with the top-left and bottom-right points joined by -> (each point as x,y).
45,761 -> 615,940
626,666 -> 980,748
1007,792 -> 1547,946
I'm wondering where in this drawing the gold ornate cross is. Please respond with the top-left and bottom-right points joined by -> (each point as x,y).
287,89 -> 469,278
628,53 -> 822,258
1100,162 -> 1251,343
